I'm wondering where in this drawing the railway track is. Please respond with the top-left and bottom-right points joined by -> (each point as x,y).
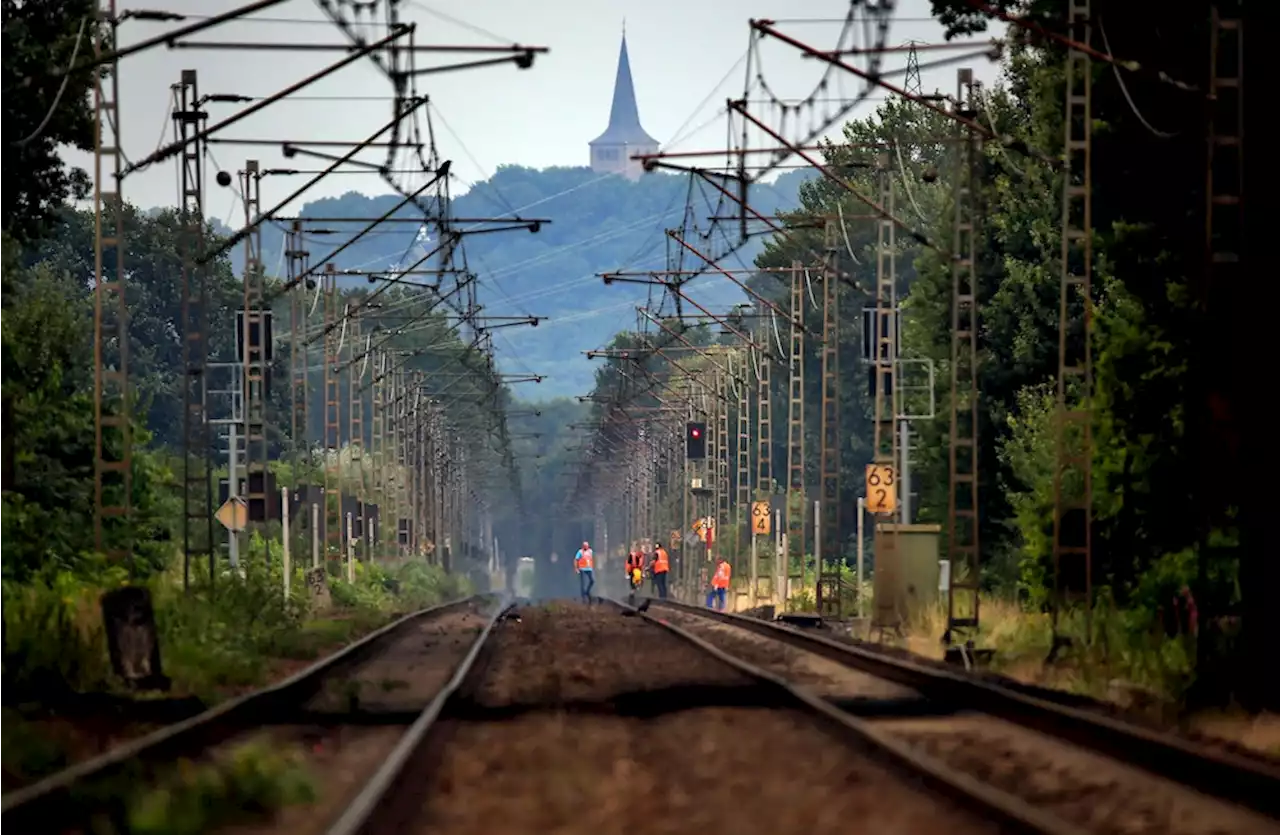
637,597 -> 1280,835
330,600 -> 1016,835
11,595 -> 1277,835
0,593 -> 506,835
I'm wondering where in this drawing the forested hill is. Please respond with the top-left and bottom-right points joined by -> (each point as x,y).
209,166 -> 814,397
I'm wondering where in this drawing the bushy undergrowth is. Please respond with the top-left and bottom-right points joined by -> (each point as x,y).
2,535 -> 472,705
126,738 -> 316,835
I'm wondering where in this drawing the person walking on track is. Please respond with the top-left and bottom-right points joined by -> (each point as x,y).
625,547 -> 645,591
651,538 -> 670,600
574,541 -> 595,602
705,555 -> 731,610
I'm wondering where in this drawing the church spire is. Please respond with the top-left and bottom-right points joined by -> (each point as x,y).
590,30 -> 658,148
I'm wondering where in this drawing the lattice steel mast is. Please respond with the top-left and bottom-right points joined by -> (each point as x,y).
176,69 -> 213,589
870,153 -> 902,631
945,69 -> 983,646
346,313 -> 365,560
240,160 -> 269,530
92,0 -> 132,566
1050,0 -> 1095,651
323,266 -> 342,559
754,334 -> 773,605
786,261 -> 807,606
816,220 -> 842,617
287,221 -> 310,474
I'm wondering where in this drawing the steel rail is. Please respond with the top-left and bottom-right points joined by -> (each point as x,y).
644,598 -> 1280,819
324,597 -> 515,835
1,593 -> 499,829
600,597 -> 1083,835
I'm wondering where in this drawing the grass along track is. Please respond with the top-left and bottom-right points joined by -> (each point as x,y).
1,595 -> 503,835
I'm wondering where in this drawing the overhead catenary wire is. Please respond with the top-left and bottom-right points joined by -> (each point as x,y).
14,16 -> 89,147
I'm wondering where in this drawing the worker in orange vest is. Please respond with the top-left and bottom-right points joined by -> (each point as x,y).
625,547 -> 645,591
574,541 -> 595,602
705,555 -> 731,610
651,538 -> 670,599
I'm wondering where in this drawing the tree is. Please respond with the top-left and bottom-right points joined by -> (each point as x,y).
2,0 -> 98,244
25,205 -> 246,449
1,235 -> 177,580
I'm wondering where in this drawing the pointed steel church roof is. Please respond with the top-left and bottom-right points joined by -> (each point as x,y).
590,33 -> 658,147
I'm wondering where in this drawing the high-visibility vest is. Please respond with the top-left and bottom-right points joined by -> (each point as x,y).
712,561 -> 731,589
576,548 -> 594,570
653,548 -> 670,573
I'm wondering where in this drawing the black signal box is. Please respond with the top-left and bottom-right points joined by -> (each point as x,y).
686,422 -> 707,459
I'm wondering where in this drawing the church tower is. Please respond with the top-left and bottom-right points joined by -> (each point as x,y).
589,30 -> 659,181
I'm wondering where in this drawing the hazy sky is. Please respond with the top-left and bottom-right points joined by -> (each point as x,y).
66,0 -> 1005,218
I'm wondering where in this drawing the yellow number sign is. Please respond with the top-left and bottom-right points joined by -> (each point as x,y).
751,501 -> 771,535
865,464 -> 898,514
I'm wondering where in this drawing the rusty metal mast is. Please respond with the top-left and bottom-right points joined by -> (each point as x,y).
370,351 -> 386,557
816,220 -> 842,617
346,314 -> 365,560
755,336 -> 774,605
287,221 -> 310,475
92,0 -> 132,565
734,351 -> 751,545
322,266 -> 342,559
175,69 -> 213,589
240,160 -> 269,530
1051,0 -> 1095,650
715,366 -> 731,555
945,69 -> 983,645
1196,4 -> 1243,680
871,153 -> 903,632
786,261 -> 807,605
394,367 -> 409,555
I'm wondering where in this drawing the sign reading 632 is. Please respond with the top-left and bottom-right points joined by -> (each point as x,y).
865,464 -> 898,514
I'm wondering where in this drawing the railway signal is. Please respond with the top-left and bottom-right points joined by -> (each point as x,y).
686,421 -> 707,459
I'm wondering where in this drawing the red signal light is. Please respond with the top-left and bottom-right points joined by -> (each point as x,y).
691,428 -> 701,438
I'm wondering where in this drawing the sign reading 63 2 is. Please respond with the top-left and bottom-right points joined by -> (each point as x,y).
865,464 -> 898,514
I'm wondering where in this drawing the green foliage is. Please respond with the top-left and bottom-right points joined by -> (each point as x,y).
1,0 -> 97,243
126,738 -> 316,835
1,540 -> 472,708
1,571 -> 120,699
21,207 -> 245,450
2,239 -> 178,581
564,6 -> 1253,704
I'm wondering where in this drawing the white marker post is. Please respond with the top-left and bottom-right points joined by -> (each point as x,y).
346,513 -> 355,583
311,502 -> 320,569
282,486 -> 291,602
856,496 -> 866,620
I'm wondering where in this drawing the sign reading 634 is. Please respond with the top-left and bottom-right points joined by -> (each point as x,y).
751,501 -> 771,535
